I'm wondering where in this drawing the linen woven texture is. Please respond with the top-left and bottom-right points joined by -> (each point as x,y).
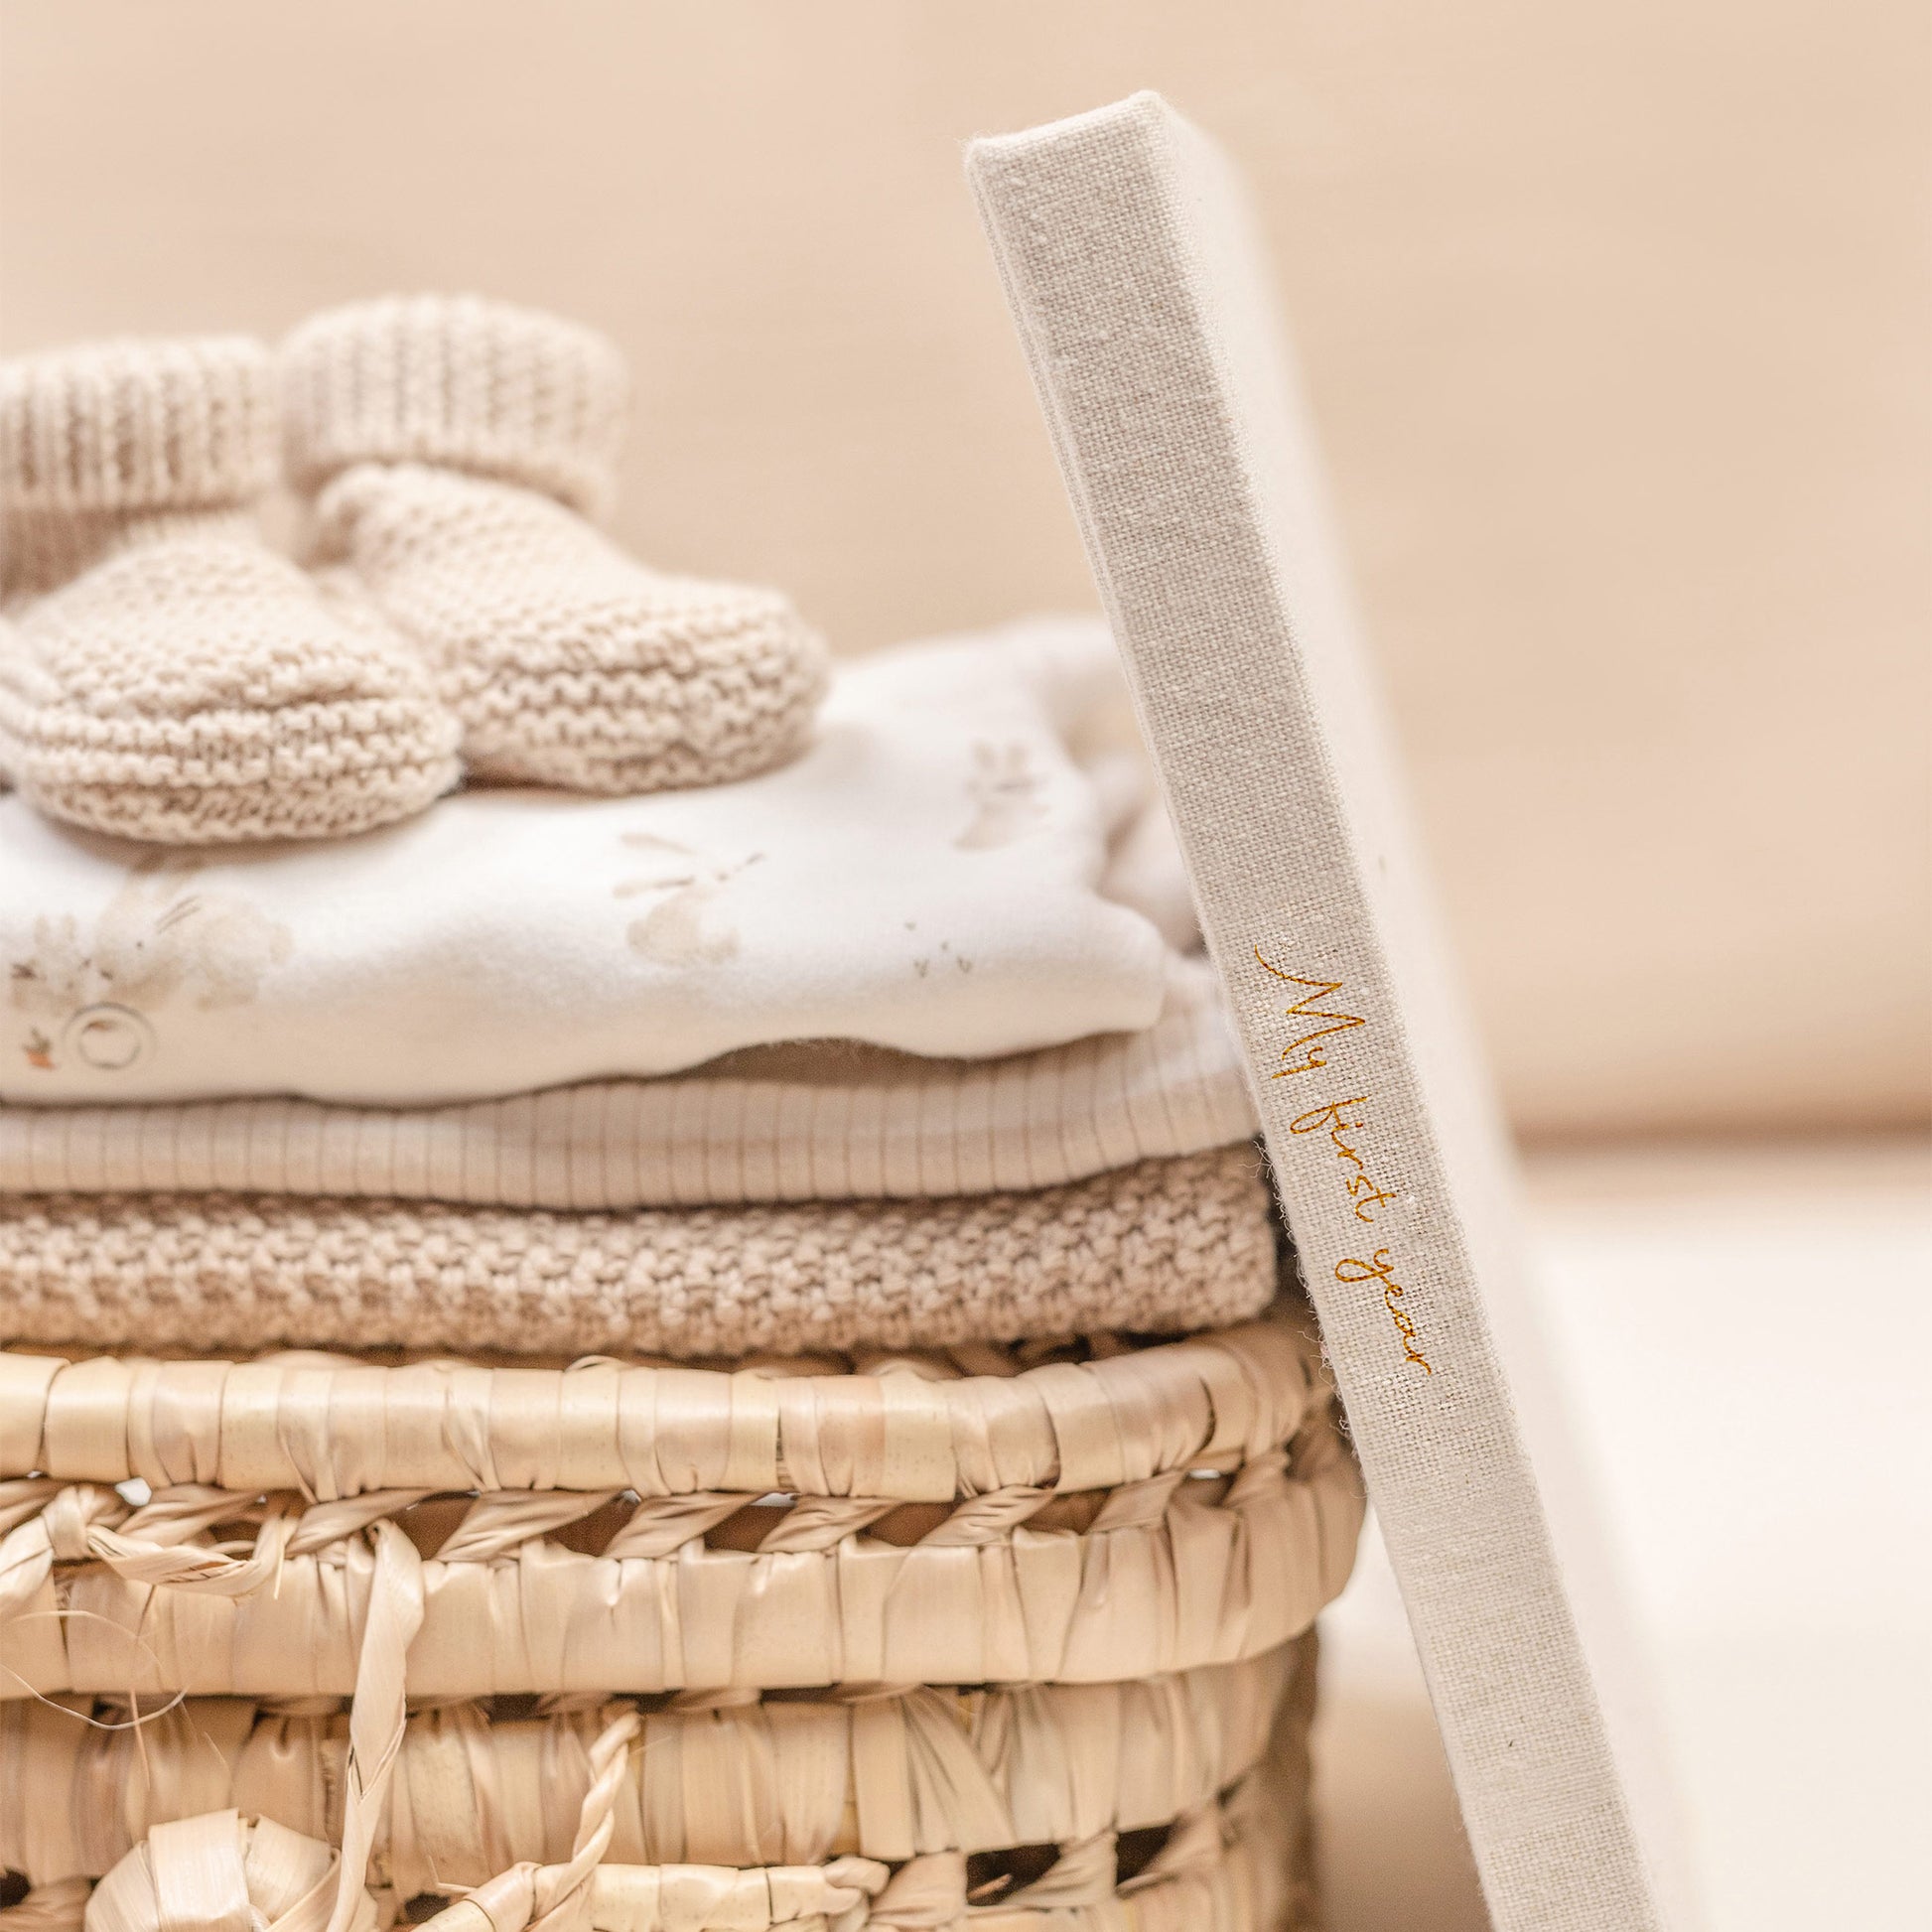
970,91 -> 1675,1932
0,1143 -> 1274,1355
0,335 -> 461,844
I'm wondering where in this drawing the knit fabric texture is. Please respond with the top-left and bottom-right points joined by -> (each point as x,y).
0,1145 -> 1275,1356
0,335 -> 461,844
0,622 -> 1174,1106
0,959 -> 1256,1206
281,296 -> 829,793
281,293 -> 628,519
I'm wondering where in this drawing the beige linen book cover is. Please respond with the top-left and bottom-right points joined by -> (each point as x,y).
969,93 -> 1700,1932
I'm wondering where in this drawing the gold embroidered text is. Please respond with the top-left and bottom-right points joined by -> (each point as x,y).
1253,947 -> 1364,1078
1334,1250 -> 1433,1375
1256,944 -> 1436,1378
1287,1097 -> 1400,1224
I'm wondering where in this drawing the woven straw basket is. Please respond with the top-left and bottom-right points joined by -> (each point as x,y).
0,1310 -> 1361,1932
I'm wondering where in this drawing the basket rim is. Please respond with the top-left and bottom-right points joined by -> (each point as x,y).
0,1310 -> 1328,1504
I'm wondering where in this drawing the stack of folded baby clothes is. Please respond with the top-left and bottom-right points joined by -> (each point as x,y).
0,301 -> 1361,1932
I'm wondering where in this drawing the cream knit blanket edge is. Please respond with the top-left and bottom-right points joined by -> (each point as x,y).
0,1145 -> 1277,1359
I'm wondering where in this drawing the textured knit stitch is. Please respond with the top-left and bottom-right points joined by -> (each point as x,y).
281,296 -> 828,793
281,294 -> 628,519
0,336 -> 461,844
0,624 -> 1174,1106
0,959 -> 1257,1206
0,1145 -> 1275,1356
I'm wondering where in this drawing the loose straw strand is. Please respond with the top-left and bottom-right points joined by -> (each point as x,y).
325,1521 -> 426,1932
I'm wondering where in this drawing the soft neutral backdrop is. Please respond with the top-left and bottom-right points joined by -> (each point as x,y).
2,0 -> 1925,1139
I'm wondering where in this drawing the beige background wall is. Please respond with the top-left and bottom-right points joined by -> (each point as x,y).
2,0 -> 1925,1140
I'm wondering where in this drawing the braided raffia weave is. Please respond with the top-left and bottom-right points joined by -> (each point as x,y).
0,1640 -> 1307,1885
0,1762 -> 1306,1931
0,1398 -> 1356,1699
0,1655 -> 1316,1931
0,1312 -> 1328,1500
0,1314 -> 1350,1931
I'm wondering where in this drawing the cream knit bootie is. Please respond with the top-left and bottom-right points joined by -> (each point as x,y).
282,295 -> 830,793
0,336 -> 462,844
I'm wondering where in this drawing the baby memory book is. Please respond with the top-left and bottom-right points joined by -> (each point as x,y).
969,91 -> 1702,1932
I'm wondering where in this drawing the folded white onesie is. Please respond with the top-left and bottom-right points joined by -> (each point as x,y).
0,619 -> 1173,1106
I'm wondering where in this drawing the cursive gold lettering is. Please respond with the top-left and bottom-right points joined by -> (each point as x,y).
1335,1251 -> 1433,1374
1258,946 -> 1438,1378
1287,1098 -> 1397,1224
1254,946 -> 1366,1077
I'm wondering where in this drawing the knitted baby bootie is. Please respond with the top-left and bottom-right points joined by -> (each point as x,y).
281,295 -> 829,793
0,336 -> 462,844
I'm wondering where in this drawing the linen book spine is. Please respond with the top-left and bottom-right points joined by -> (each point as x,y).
968,93 -> 1692,1932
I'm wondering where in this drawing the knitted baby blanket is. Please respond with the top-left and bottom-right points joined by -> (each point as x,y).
0,619 -> 1172,1106
0,1146 -> 1275,1356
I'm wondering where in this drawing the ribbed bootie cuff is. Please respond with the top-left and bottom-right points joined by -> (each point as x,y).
281,295 -> 628,517
0,337 -> 277,514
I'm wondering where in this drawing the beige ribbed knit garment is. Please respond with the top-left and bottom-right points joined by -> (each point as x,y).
0,1145 -> 1274,1356
282,296 -> 830,793
0,336 -> 462,843
0,960 -> 1256,1206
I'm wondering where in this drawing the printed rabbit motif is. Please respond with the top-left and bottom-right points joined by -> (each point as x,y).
955,740 -> 1047,850
9,854 -> 291,1075
616,831 -> 764,967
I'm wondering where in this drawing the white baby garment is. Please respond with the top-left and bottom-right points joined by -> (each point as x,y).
0,618 -> 1174,1105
